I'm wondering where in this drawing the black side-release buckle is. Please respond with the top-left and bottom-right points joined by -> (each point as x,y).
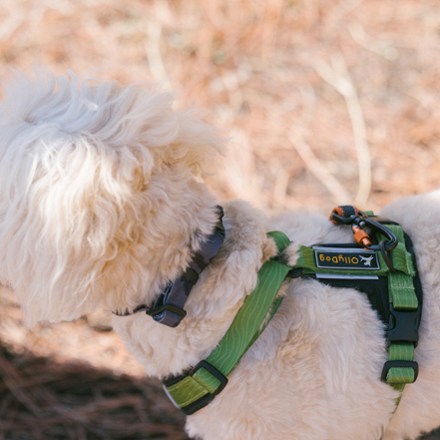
387,305 -> 420,346
381,360 -> 419,383
146,301 -> 187,327
146,281 -> 188,328
381,304 -> 420,385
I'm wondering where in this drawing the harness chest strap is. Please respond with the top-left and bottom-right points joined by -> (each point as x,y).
162,231 -> 292,415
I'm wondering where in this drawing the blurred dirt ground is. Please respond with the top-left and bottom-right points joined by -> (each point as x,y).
0,0 -> 439,439
0,286 -> 191,440
0,341 -> 188,440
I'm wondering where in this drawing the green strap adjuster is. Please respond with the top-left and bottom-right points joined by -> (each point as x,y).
381,224 -> 420,392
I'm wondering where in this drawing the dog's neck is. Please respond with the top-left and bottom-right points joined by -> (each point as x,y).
112,200 -> 270,379
113,205 -> 225,327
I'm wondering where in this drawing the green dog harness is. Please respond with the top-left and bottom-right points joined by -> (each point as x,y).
162,206 -> 422,414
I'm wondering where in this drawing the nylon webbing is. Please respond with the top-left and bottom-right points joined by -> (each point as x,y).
164,231 -> 292,414
384,225 -> 418,390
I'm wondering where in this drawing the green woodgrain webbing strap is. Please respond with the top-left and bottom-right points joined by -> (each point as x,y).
384,225 -> 419,390
386,225 -> 417,308
164,231 -> 292,413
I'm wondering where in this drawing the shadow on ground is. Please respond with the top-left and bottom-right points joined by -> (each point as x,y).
423,429 -> 440,440
0,343 -> 188,440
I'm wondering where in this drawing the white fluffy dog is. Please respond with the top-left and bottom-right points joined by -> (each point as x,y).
1,71 -> 440,440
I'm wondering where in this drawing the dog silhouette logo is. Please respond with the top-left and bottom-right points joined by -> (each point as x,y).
359,255 -> 375,267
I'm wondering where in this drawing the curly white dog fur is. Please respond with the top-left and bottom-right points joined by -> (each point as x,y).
1,71 -> 439,440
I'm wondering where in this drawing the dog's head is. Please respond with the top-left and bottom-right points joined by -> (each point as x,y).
0,70 -> 223,326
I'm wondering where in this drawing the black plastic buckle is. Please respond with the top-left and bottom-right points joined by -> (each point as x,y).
381,360 -> 419,383
146,301 -> 187,327
180,361 -> 229,415
387,305 -> 420,346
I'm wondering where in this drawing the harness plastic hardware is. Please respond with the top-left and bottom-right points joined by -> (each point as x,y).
146,278 -> 192,327
387,305 -> 420,345
163,360 -> 229,415
352,224 -> 372,248
381,360 -> 419,383
146,290 -> 188,327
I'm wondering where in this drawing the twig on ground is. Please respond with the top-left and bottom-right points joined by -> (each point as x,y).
314,53 -> 372,205
288,132 -> 352,204
145,1 -> 171,88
